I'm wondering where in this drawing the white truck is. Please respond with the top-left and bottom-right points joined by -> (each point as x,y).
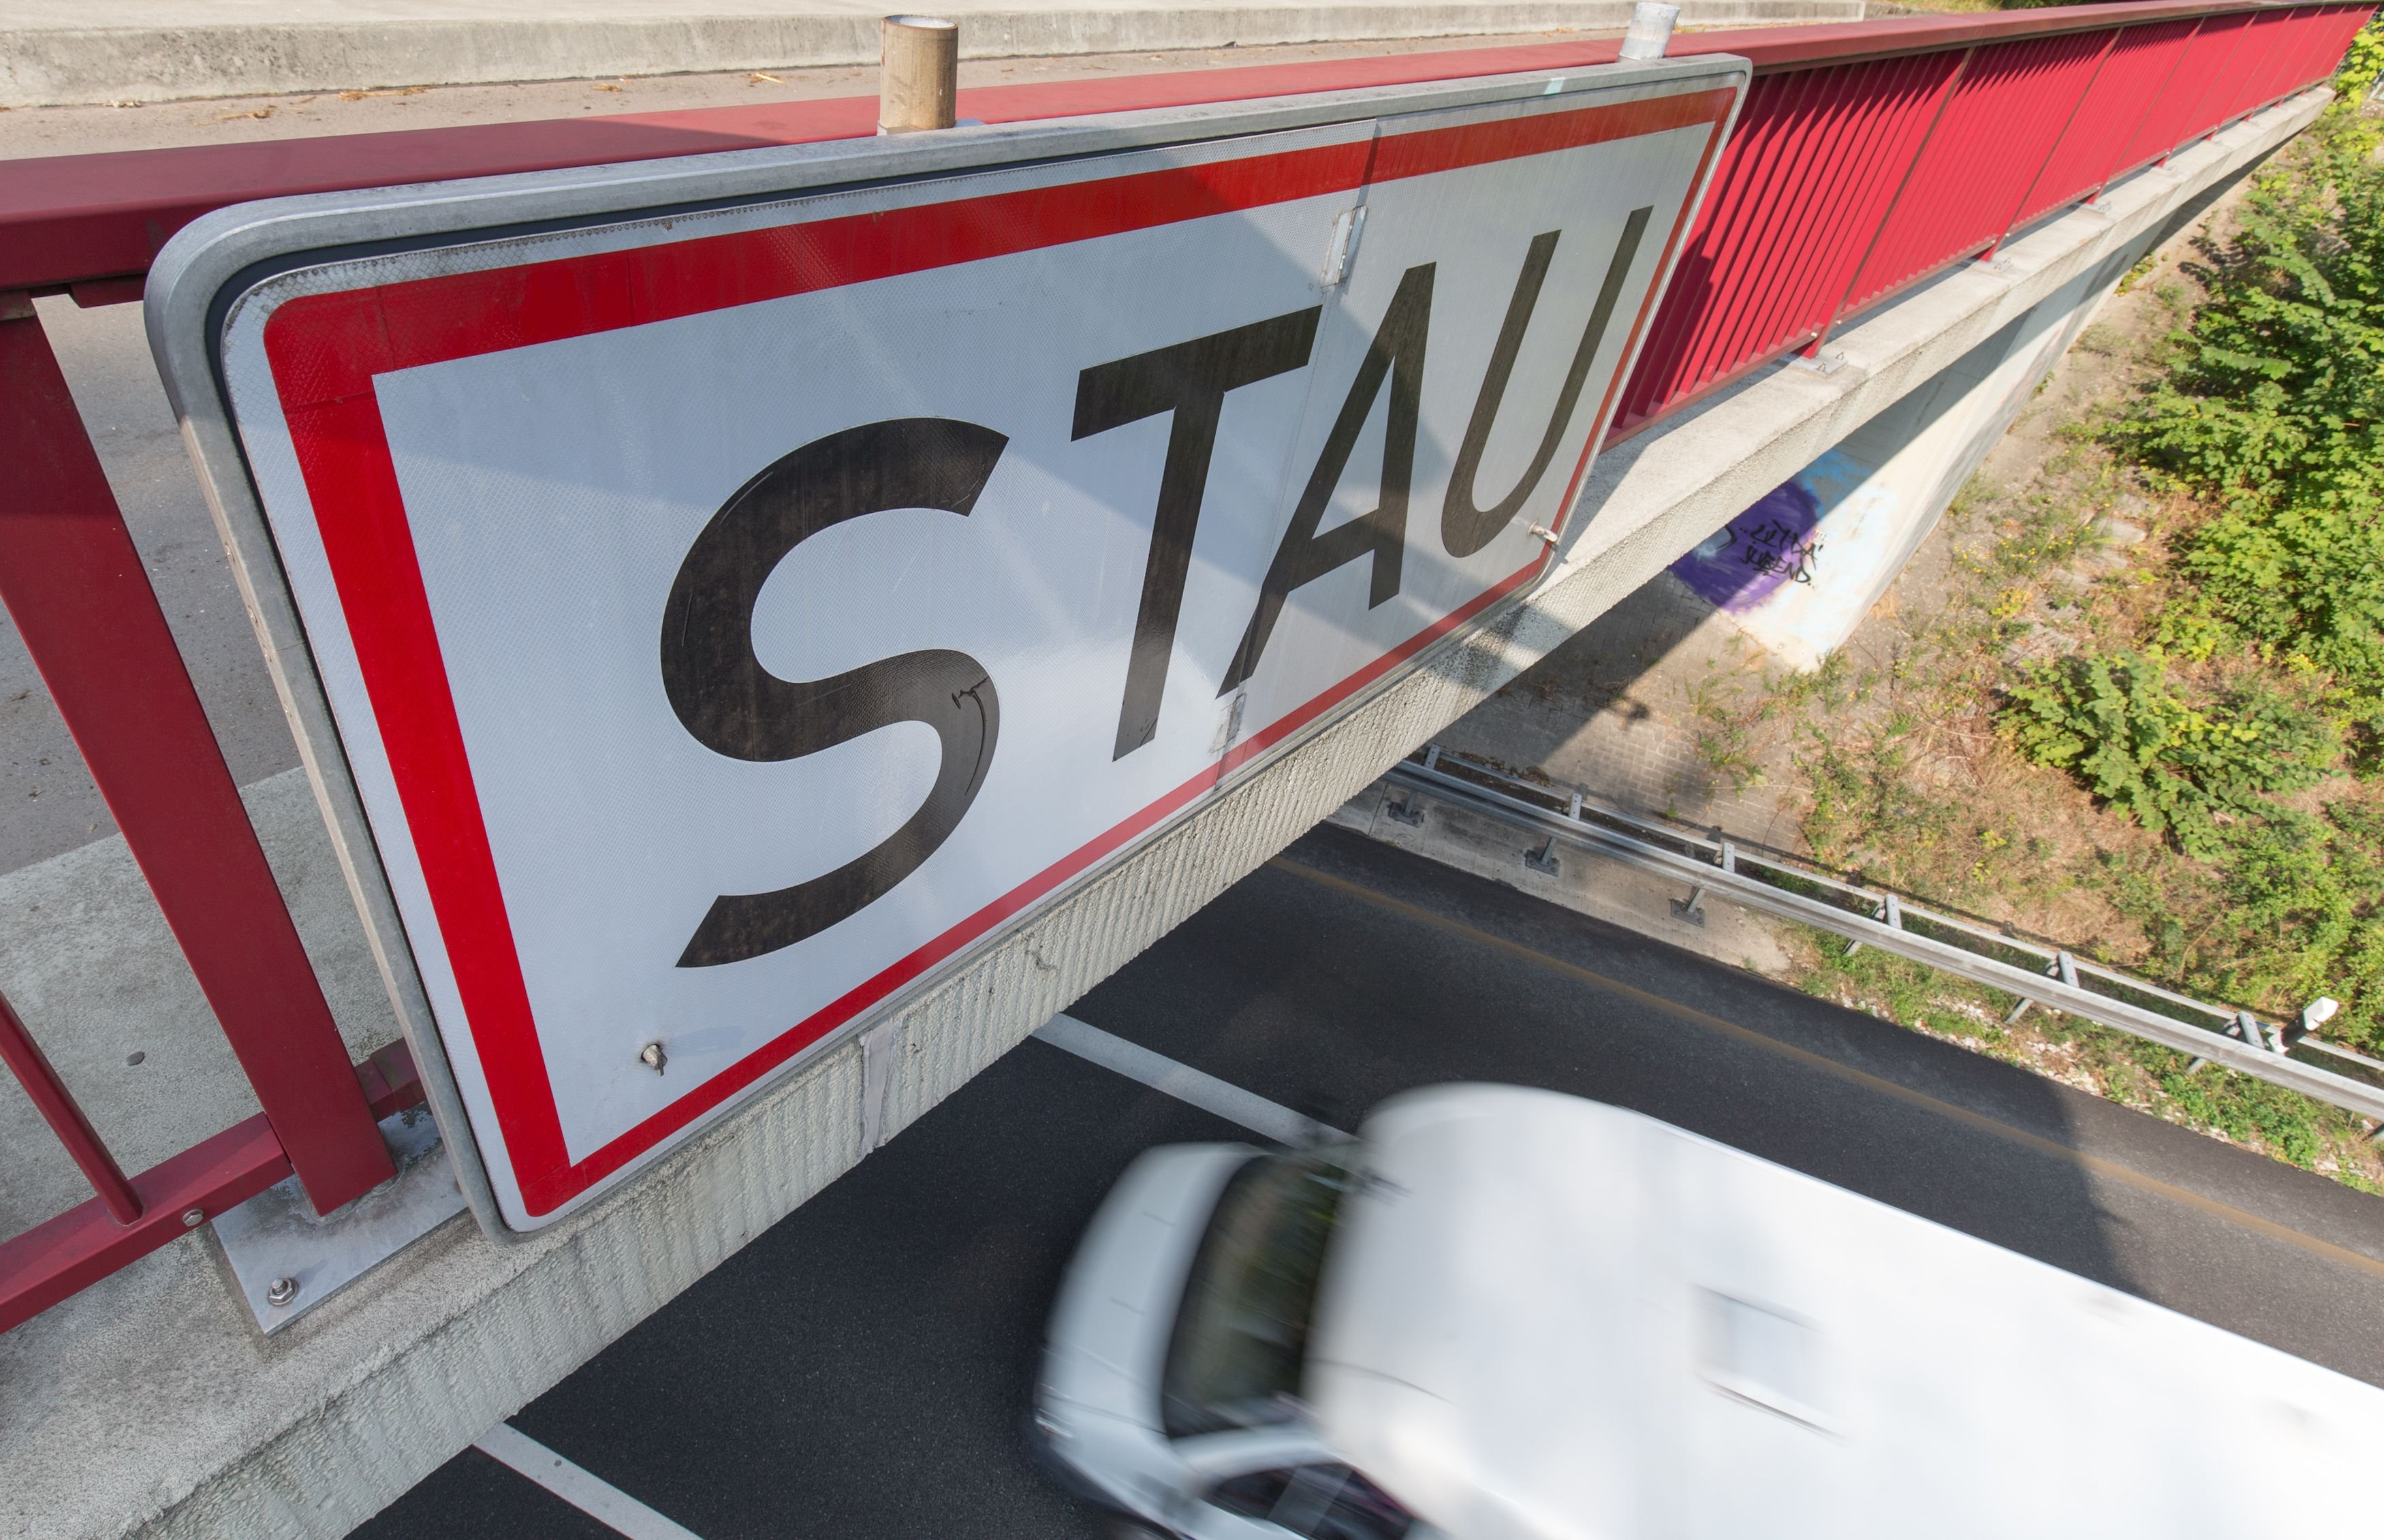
1034,1084 -> 2384,1539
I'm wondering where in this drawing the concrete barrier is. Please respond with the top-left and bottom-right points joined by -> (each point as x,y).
0,0 -> 1864,108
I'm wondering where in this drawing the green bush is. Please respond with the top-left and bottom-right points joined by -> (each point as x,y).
2001,650 -> 2335,854
2113,133 -> 2384,515
2203,806 -> 2384,1052
2106,51 -> 2384,752
2334,16 -> 2384,113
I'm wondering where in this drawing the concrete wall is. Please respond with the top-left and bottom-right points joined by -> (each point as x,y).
1667,229 -> 2168,671
0,0 -> 1864,109
0,82 -> 2324,1540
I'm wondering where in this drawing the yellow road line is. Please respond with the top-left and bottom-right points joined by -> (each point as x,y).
1271,853 -> 2384,1282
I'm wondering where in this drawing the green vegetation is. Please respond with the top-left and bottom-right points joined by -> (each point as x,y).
1995,42 -> 2384,1058
2001,651 -> 2334,855
2104,61 -> 2384,765
1686,34 -> 2384,1183
1797,924 -> 2380,1192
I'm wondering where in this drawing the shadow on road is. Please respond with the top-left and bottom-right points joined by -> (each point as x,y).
1079,821 -> 2138,1298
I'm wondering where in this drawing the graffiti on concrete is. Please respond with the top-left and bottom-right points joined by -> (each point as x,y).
1670,475 -> 1825,612
1736,516 -> 1825,585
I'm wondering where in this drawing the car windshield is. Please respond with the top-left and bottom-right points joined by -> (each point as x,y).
1162,1148 -> 1356,1437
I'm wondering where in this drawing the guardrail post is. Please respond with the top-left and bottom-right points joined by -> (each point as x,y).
1847,890 -> 1898,957
2006,949 -> 2080,1025
0,295 -> 393,1215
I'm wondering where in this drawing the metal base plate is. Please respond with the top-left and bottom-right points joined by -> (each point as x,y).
213,1106 -> 467,1334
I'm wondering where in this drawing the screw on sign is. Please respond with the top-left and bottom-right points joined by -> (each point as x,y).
153,58 -> 1748,1228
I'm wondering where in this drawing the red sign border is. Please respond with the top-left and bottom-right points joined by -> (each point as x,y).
256,83 -> 1733,1218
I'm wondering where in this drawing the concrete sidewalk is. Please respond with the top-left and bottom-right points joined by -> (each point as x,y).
0,0 -> 1863,108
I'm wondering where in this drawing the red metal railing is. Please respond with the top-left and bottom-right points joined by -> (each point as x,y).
0,0 -> 2368,1334
1610,0 -> 2376,435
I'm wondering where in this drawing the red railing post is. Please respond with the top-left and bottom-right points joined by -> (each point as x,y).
0,989 -> 142,1225
0,295 -> 393,1215
1807,46 -> 1974,356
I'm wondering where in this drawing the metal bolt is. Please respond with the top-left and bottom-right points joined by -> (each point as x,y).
266,1276 -> 300,1307
640,1041 -> 668,1074
180,1207 -> 205,1227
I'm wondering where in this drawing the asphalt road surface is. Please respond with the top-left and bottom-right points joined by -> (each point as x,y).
353,823 -> 2384,1539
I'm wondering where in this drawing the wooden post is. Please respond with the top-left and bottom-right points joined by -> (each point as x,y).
880,16 -> 958,133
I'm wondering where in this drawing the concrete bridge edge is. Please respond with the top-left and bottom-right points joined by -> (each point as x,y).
0,0 -> 1864,110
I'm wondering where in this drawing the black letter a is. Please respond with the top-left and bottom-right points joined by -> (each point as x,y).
1222,263 -> 1434,695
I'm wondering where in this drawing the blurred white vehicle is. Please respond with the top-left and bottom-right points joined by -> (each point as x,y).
1033,1083 -> 2384,1539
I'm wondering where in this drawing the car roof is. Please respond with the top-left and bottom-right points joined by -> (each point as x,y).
1303,1085 -> 2384,1540
1305,1086 -> 1663,1540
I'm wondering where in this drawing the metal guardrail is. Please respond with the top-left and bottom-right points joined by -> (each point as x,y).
1386,747 -> 2384,1125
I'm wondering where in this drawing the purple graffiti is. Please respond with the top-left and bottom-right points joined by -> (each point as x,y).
1670,475 -> 1825,612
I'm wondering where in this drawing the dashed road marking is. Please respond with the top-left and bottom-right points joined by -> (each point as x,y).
475,1422 -> 708,1540
1035,1012 -> 1344,1142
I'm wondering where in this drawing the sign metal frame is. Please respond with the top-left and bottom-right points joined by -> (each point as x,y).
149,54 -> 1748,1233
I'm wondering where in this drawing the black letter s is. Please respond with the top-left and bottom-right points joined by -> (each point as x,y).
661,418 -> 1006,968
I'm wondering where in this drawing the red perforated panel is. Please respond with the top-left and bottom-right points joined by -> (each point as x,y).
1843,31 -> 2114,315
2012,18 -> 2197,225
1612,52 -> 1964,434
2122,12 -> 2257,167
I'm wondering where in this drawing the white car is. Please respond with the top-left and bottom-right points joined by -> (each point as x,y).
1034,1083 -> 2384,1539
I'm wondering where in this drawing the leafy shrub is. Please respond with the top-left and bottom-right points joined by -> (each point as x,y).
2112,129 -> 2384,518
2334,16 -> 2384,114
2203,806 -> 2384,1052
2106,60 -> 2384,751
2176,500 -> 2384,755
2001,651 -> 2335,854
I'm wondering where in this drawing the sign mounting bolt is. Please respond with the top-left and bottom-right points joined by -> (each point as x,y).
640,1041 -> 668,1074
266,1276 -> 299,1307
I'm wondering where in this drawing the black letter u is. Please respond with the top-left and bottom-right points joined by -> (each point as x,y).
1442,207 -> 1652,559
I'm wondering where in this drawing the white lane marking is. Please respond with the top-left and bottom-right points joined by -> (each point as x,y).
475,1422 -> 708,1540
1035,1013 -> 1345,1142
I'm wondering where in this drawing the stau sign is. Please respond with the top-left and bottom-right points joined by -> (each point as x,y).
154,57 -> 1744,1227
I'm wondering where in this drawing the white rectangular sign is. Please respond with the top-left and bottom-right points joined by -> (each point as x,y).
167,61 -> 1740,1226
